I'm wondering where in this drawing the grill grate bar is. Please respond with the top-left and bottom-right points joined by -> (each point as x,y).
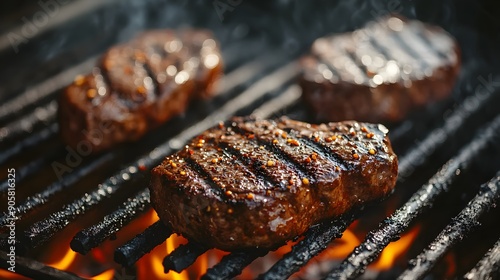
398,82 -> 499,182
325,113 -> 500,280
398,171 -> 500,280
114,221 -> 172,267
21,168 -> 138,249
0,100 -> 56,143
70,78 -> 301,264
464,236 -> 500,280
0,57 -> 97,123
0,250 -> 84,280
0,153 -> 114,226
70,188 -> 150,255
64,83 -> 300,262
202,250 -> 268,280
163,242 -> 210,273
257,214 -> 356,280
251,85 -> 301,119
0,39 -> 270,147
213,49 -> 290,97
20,61 -> 299,249
0,152 -> 58,193
14,55 -> 292,247
0,50 -> 283,192
0,123 -> 58,165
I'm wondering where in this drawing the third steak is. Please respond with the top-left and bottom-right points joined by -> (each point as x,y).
59,29 -> 223,153
300,16 -> 460,123
149,117 -> 398,250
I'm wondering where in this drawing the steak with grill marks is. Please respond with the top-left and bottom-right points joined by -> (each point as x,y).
59,29 -> 223,153
149,117 -> 398,250
300,16 -> 460,123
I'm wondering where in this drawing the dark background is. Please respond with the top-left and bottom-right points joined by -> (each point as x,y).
0,1 -> 499,278
0,0 -> 499,102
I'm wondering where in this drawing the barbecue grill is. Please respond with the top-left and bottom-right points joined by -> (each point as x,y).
1,0 -> 500,279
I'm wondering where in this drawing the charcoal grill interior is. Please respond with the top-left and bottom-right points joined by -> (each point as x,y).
1,0 -> 500,279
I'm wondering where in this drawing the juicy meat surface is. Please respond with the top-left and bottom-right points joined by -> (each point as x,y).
59,29 -> 223,153
150,117 -> 398,250
300,16 -> 460,123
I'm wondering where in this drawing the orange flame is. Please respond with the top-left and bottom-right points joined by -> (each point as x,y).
1,205 -> 428,280
135,209 -> 193,280
321,228 -> 361,259
47,247 -> 78,270
29,209 -> 161,280
371,226 -> 420,270
90,268 -> 115,280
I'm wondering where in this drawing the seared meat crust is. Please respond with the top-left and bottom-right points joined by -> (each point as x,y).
59,29 -> 223,153
300,16 -> 460,122
150,117 -> 398,250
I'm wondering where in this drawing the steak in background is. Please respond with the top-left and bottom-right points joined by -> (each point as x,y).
300,16 -> 460,123
59,29 -> 223,153
150,117 -> 398,250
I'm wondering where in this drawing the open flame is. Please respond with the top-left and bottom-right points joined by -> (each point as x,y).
321,224 -> 361,259
46,247 -> 78,270
1,208 -> 430,280
136,233 -> 189,280
31,209 -> 162,279
370,225 -> 420,270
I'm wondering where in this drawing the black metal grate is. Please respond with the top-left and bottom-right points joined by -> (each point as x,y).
1,1 -> 500,279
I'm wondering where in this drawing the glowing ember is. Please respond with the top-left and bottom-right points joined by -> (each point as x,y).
444,253 -> 456,278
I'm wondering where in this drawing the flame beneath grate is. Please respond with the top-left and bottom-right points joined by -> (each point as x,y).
15,209 -> 422,280
47,247 -> 77,271
371,225 -> 420,270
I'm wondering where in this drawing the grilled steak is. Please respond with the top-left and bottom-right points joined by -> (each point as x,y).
59,29 -> 223,153
150,117 -> 398,250
300,16 -> 460,123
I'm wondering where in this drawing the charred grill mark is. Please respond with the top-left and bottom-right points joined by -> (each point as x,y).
286,129 -> 351,172
184,156 -> 225,200
312,53 -> 340,80
345,49 -> 369,82
217,141 -> 286,190
229,121 -> 314,183
382,33 -> 420,71
94,68 -> 112,99
397,24 -> 443,69
390,29 -> 431,70
142,59 -> 160,97
216,127 -> 306,191
149,118 -> 398,251
129,52 -> 157,101
367,36 -> 391,64
187,134 -> 272,198
100,51 -> 153,106
416,30 -> 448,60
318,52 -> 352,82
217,141 -> 274,191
